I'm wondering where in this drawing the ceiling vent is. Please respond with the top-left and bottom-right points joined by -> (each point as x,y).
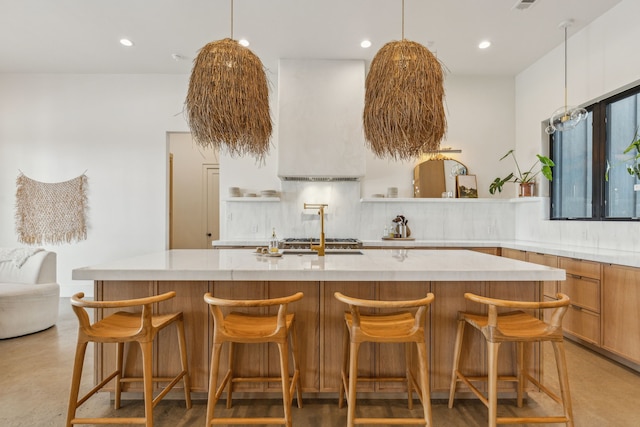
512,0 -> 537,11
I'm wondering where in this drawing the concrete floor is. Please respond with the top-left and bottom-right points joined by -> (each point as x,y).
1,298 -> 639,426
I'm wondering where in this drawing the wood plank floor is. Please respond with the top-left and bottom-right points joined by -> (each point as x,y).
1,298 -> 638,426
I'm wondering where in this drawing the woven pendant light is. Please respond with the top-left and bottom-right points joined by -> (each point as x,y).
185,1 -> 272,160
363,1 -> 446,161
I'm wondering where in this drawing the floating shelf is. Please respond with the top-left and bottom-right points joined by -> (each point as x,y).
225,197 -> 281,202
360,197 -> 536,203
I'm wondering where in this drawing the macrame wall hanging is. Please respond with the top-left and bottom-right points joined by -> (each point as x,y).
15,172 -> 88,245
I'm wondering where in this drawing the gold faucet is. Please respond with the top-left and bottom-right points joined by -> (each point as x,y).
304,203 -> 328,256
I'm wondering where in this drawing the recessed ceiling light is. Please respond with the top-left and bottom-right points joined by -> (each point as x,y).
119,38 -> 134,47
239,39 -> 250,47
360,40 -> 372,48
478,40 -> 491,49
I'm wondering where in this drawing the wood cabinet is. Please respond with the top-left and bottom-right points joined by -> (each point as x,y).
500,249 -> 640,372
501,248 -> 527,261
602,264 -> 640,365
94,277 -> 541,398
96,280 -> 211,393
527,252 -> 558,299
500,251 -> 604,347
558,257 -> 601,345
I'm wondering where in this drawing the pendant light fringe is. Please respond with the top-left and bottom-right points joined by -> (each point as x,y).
186,38 -> 272,160
364,39 -> 447,160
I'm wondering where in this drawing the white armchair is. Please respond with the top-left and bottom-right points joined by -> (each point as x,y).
0,250 -> 60,339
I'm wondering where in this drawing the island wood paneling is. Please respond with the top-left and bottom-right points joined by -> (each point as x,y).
377,282 -> 430,392
602,264 -> 640,365
157,280 -> 210,392
94,278 -> 543,398
321,281 -> 376,392
210,281 -> 266,393
431,281 -> 484,392
266,281 -> 321,393
95,281 -> 154,393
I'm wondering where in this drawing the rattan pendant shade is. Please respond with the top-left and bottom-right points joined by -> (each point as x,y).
364,39 -> 446,161
185,38 -> 272,160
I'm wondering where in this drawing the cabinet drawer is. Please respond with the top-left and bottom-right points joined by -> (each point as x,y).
527,253 -> 558,298
543,281 -> 559,299
501,248 -> 526,261
560,274 -> 600,312
563,305 -> 600,345
559,257 -> 601,280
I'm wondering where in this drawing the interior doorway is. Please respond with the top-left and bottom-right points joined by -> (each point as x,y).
168,132 -> 219,249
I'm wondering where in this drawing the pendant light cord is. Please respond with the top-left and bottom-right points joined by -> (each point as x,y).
564,24 -> 568,113
230,0 -> 234,40
401,0 -> 405,40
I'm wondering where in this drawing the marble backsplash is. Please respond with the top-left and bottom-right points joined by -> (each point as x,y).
515,198 -> 640,253
221,181 -> 640,254
221,181 -> 515,243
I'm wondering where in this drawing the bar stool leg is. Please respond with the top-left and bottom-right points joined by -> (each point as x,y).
66,340 -> 88,427
175,318 -> 192,408
278,341 -> 293,427
114,342 -> 124,409
448,318 -> 466,408
346,341 -> 360,427
405,342 -> 413,410
516,341 -> 524,407
225,342 -> 235,409
140,340 -> 154,427
206,342 -> 224,426
552,341 -> 574,427
487,341 -> 501,427
338,322 -> 350,409
289,320 -> 303,408
416,340 -> 432,427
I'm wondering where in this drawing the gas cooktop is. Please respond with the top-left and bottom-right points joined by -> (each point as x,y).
280,238 -> 362,249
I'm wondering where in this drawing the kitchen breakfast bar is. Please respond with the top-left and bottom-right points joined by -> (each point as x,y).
72,249 -> 565,398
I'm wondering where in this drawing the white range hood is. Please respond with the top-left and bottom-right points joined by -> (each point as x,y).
277,59 -> 366,181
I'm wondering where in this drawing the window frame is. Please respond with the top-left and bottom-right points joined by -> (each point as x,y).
549,83 -> 640,222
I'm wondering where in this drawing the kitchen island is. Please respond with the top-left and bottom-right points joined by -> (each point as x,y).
72,249 -> 565,398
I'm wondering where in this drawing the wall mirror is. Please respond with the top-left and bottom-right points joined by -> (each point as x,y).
413,157 -> 468,198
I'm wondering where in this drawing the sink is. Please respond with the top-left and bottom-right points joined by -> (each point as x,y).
282,249 -> 363,255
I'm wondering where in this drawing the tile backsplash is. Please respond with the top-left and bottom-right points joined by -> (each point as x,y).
222,181 -> 514,243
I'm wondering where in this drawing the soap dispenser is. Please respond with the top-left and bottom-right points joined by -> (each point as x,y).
269,228 -> 279,253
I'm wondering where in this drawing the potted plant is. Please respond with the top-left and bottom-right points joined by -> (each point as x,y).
606,130 -> 640,180
489,150 -> 555,196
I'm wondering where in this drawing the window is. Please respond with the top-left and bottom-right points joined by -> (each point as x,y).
551,84 -> 640,221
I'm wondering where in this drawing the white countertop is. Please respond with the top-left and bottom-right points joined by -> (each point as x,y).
212,239 -> 640,268
72,249 -> 564,282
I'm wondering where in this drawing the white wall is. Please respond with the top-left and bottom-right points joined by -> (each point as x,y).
0,74 -> 190,296
514,0 -> 640,251
220,73 -> 517,241
5,0 -> 640,297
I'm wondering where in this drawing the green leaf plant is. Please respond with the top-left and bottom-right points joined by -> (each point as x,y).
605,129 -> 640,181
489,150 -> 555,195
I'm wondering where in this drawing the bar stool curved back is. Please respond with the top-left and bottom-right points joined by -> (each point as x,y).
204,291 -> 304,427
66,291 -> 192,427
334,292 -> 435,427
448,292 -> 573,427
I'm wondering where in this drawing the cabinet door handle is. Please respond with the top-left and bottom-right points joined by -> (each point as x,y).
571,304 -> 583,311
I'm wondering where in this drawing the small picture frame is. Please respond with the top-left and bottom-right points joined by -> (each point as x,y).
456,174 -> 478,198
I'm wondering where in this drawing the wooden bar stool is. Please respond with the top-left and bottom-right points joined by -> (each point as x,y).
334,292 -> 435,427
203,291 -> 303,427
66,291 -> 192,427
448,292 -> 574,427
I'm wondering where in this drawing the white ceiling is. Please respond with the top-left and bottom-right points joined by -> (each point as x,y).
0,0 -> 621,76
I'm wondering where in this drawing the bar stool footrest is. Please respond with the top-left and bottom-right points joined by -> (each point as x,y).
209,417 -> 286,425
497,416 -> 570,424
354,418 -> 428,425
